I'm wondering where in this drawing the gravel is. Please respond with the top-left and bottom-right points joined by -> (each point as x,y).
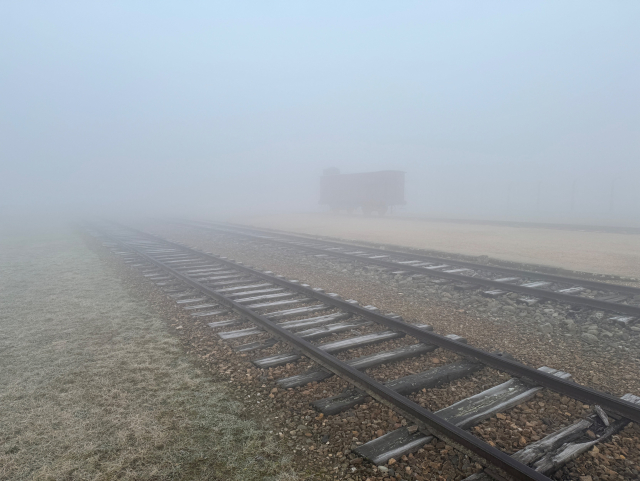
226,213 -> 640,280
110,223 -> 640,480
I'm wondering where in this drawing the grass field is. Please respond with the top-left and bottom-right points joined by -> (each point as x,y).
0,224 -> 297,480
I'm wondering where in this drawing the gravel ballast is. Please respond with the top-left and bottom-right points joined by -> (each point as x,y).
112,223 -> 640,480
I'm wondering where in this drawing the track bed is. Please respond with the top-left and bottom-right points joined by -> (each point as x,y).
90,222 -> 640,481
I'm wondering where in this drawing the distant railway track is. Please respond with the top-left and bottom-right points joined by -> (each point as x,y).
90,222 -> 640,481
175,220 -> 640,325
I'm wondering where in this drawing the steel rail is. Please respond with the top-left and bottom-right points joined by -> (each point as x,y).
196,220 -> 640,295
99,228 -> 551,481
110,223 -> 640,425
179,220 -> 640,317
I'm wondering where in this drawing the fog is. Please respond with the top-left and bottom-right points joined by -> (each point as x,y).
2,2 -> 639,225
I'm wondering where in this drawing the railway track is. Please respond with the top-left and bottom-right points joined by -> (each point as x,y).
90,222 -> 640,481
174,220 -> 640,325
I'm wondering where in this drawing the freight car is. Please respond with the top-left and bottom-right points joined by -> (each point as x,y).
319,169 -> 405,216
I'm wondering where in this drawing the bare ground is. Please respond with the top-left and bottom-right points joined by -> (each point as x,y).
229,213 -> 640,280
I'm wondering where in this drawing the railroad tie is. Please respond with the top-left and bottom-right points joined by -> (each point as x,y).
175,297 -> 207,304
191,309 -> 230,317
164,258 -> 202,265
596,294 -> 628,303
207,278 -> 255,287
295,320 -> 373,340
233,292 -> 297,304
192,269 -> 237,275
521,281 -> 551,289
316,329 -> 409,354
217,316 -> 362,341
186,266 -> 230,272
202,274 -> 246,282
494,277 -> 520,283
214,282 -> 272,293
609,315 -> 637,328
251,329 -> 416,369
251,325 -> 432,369
463,393 -> 640,479
483,290 -> 506,298
354,366 -> 571,465
277,334 -> 466,389
278,312 -> 352,330
183,303 -> 219,310
313,358 -> 484,415
224,287 -> 284,298
246,298 -> 312,309
557,286 -> 585,295
265,304 -> 330,320
183,267 -> 226,274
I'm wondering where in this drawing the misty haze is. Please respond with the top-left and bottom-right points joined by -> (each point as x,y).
2,3 -> 640,481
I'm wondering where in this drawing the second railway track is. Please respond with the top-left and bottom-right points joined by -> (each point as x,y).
176,220 -> 640,323
90,222 -> 640,481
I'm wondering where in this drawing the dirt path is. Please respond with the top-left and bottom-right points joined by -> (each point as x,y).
230,213 -> 640,279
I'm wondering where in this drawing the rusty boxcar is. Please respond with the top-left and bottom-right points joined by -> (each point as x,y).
319,169 -> 405,215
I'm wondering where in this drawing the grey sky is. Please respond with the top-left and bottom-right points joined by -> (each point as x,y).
1,2 -> 639,222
